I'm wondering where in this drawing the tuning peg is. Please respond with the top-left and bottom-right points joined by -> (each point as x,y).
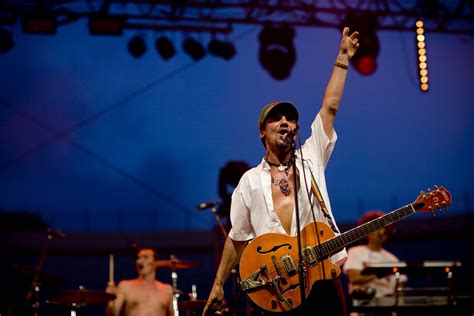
429,206 -> 435,216
420,190 -> 426,195
427,188 -> 431,192
434,185 -> 439,189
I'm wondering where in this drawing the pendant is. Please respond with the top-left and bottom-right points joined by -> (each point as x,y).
278,178 -> 290,196
277,165 -> 287,172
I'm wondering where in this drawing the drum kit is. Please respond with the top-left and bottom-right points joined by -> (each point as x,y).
15,256 -> 210,316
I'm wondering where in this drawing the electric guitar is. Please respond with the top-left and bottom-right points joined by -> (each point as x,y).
239,186 -> 451,313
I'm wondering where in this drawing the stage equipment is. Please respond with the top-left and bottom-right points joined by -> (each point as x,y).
22,11 -> 57,34
258,23 -> 296,80
341,12 -> 379,75
48,287 -> 116,316
182,37 -> 205,61
154,255 -> 197,316
155,36 -> 176,60
416,20 -> 429,91
208,38 -> 236,60
128,34 -> 146,58
88,14 -> 125,36
351,261 -> 463,312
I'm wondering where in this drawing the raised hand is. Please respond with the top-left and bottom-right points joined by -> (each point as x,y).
340,27 -> 360,60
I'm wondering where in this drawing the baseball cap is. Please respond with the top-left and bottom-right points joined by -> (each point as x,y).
258,101 -> 298,130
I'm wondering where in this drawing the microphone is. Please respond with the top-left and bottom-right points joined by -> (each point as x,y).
46,227 -> 67,238
283,129 -> 297,144
196,201 -> 221,211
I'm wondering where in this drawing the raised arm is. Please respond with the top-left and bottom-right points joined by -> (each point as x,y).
202,237 -> 247,316
105,281 -> 126,316
319,27 -> 359,138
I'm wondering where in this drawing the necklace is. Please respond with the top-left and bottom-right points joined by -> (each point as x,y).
265,157 -> 293,196
265,157 -> 293,172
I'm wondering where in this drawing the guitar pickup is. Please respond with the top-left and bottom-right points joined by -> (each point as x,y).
303,246 -> 318,265
281,255 -> 297,277
271,255 -> 287,285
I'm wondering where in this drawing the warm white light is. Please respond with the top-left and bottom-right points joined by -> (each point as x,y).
421,83 -> 429,91
418,48 -> 426,55
416,20 -> 424,28
419,62 -> 427,69
417,34 -> 425,42
419,55 -> 427,62
418,42 -> 425,49
416,28 -> 424,35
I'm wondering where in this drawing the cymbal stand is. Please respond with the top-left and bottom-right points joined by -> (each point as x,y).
170,255 -> 180,316
26,228 -> 56,316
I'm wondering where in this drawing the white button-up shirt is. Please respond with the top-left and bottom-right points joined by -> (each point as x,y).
229,113 -> 347,265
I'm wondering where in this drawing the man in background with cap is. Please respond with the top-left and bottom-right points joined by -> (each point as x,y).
344,211 -> 407,315
203,26 -> 360,316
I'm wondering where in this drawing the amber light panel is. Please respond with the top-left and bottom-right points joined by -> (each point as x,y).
416,20 -> 429,92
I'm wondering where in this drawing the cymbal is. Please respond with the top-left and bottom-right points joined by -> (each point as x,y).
154,259 -> 197,269
178,299 -> 207,311
11,265 -> 63,285
48,290 -> 116,305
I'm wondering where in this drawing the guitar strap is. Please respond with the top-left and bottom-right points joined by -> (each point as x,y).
309,169 -> 339,233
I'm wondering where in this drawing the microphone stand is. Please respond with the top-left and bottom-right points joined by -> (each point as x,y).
291,141 -> 306,308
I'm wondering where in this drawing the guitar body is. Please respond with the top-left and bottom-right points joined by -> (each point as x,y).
239,222 -> 341,313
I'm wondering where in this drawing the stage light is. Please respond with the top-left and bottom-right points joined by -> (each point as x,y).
128,35 -> 146,58
22,11 -> 57,34
341,12 -> 380,76
182,37 -> 205,61
416,20 -> 429,92
155,36 -> 176,60
88,14 -> 125,36
0,28 -> 14,53
258,23 -> 296,80
208,39 -> 236,60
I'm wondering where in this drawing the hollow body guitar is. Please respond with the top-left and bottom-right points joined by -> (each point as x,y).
239,187 -> 451,313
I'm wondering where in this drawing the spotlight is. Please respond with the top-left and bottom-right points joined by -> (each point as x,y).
155,36 -> 176,60
22,11 -> 57,34
182,37 -> 205,61
88,14 -> 125,36
128,35 -> 146,58
258,23 -> 296,80
208,39 -> 236,60
0,28 -> 14,53
341,12 -> 380,75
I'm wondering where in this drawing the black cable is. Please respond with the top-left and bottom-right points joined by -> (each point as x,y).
294,129 -> 328,280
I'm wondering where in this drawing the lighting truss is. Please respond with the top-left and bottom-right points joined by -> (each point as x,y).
0,0 -> 473,35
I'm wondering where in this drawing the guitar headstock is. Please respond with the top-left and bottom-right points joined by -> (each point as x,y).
413,185 -> 452,215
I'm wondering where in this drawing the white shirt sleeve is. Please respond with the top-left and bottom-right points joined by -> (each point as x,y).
228,174 -> 255,241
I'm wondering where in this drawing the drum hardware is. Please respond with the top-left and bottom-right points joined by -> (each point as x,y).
47,285 -> 116,316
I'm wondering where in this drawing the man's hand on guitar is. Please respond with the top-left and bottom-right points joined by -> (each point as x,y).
202,284 -> 224,316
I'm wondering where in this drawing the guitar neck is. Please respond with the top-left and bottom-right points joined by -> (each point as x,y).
317,202 -> 422,258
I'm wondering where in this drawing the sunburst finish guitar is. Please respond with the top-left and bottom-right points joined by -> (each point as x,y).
239,186 -> 451,313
